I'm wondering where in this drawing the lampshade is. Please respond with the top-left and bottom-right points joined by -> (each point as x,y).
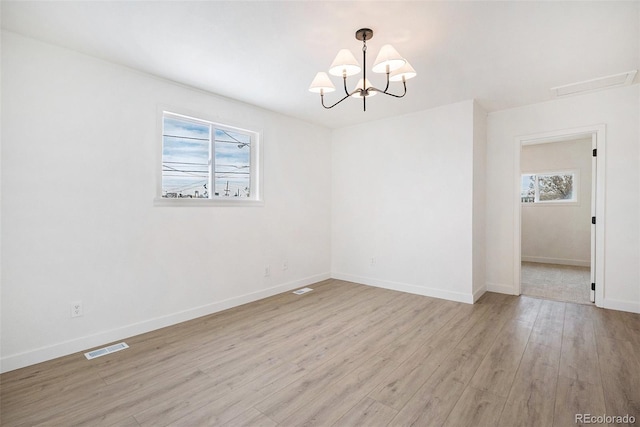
372,44 -> 406,73
389,61 -> 417,82
308,72 -> 336,93
329,49 -> 361,77
351,78 -> 377,98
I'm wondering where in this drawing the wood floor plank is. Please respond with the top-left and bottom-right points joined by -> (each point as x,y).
254,293 -> 430,422
369,334 -> 459,410
373,298 -> 458,363
221,408 -> 277,427
558,303 -> 602,386
554,375 -> 606,427
108,416 -> 141,427
0,364 -> 106,423
389,348 -> 485,426
135,360 -> 305,427
455,297 -> 517,356
281,288 -> 410,370
442,386 -> 505,427
366,300 -> 495,413
510,296 -> 543,326
32,369 -> 214,427
528,299 -> 566,350
595,335 -> 640,422
278,355 -> 399,426
331,397 -> 397,427
163,357 -> 312,426
469,320 -> 533,397
498,341 -> 561,427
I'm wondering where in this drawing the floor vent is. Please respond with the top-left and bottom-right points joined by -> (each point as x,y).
551,70 -> 637,98
293,287 -> 313,295
84,342 -> 129,360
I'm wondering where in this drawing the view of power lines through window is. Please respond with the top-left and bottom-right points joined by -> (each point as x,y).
162,113 -> 251,198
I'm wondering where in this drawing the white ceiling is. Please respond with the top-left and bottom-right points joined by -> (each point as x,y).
2,1 -> 639,129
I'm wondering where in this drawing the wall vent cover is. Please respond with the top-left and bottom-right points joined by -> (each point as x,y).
293,287 -> 313,295
551,70 -> 637,97
84,342 -> 129,360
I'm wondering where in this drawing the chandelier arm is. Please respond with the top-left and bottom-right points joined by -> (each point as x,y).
369,81 -> 408,98
342,76 -> 350,97
321,90 -> 361,109
383,72 -> 390,93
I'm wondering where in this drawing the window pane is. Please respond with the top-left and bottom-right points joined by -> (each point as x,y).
538,174 -> 573,201
521,174 -> 535,203
162,116 -> 210,198
214,128 -> 251,198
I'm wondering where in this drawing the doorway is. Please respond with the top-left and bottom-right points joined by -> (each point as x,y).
514,125 -> 605,307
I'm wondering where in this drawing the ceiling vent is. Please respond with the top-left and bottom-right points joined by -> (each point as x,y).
551,70 -> 637,97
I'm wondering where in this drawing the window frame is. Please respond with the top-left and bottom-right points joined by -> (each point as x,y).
521,169 -> 580,206
154,108 -> 263,207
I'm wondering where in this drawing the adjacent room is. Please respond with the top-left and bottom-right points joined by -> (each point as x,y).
520,138 -> 594,305
2,1 -> 639,426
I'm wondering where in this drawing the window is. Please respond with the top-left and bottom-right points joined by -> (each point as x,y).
159,111 -> 261,204
521,171 -> 578,204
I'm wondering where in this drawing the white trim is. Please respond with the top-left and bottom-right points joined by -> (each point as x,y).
486,282 -> 519,295
153,197 -> 265,207
473,285 -> 487,303
0,272 -> 330,373
521,257 -> 590,267
514,124 -> 606,308
331,272 -> 475,304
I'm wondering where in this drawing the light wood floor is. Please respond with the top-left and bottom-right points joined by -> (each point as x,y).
2,279 -> 640,426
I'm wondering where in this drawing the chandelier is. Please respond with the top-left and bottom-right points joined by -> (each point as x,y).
309,28 -> 416,111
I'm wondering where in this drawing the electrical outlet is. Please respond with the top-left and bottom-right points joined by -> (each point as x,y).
71,301 -> 83,318
371,257 -> 376,266
283,260 -> 288,271
264,266 -> 271,277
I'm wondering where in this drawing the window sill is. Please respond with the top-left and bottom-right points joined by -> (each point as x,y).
522,201 -> 580,207
153,197 -> 264,207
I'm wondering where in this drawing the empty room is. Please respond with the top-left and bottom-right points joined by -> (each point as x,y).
1,1 -> 639,426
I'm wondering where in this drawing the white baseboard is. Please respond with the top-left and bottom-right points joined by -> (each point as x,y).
486,282 -> 518,295
521,256 -> 590,267
331,272 -> 475,304
473,285 -> 487,302
602,298 -> 640,314
0,272 -> 331,373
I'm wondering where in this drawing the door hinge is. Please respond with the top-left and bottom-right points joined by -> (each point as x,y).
591,283 -> 596,291
593,148 -> 597,157
592,216 -> 596,225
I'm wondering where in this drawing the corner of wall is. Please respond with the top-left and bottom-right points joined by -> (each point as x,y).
472,100 -> 488,300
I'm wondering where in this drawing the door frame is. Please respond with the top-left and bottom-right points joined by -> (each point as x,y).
513,124 -> 606,307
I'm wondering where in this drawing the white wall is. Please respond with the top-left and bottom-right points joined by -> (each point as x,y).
487,85 -> 640,313
1,32 -> 332,372
521,138 -> 592,266
331,100 -> 484,304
